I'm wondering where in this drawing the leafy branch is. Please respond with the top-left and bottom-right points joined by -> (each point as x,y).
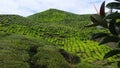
85,0 -> 120,67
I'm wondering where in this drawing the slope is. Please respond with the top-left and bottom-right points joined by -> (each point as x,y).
27,8 -> 89,23
0,32 -> 72,68
27,9 -> 116,65
0,9 -> 116,67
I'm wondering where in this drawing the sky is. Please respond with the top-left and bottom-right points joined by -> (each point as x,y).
0,0 -> 114,17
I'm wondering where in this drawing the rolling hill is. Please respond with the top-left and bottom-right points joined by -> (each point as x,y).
27,8 -> 85,23
0,9 -> 117,68
0,15 -> 36,26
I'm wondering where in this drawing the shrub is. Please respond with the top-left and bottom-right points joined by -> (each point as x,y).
31,45 -> 70,68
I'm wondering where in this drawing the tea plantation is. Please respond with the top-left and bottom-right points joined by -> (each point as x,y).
0,9 -> 118,68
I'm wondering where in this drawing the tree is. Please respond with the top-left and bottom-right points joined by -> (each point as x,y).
85,0 -> 120,67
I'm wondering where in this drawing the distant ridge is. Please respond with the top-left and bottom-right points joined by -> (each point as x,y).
39,8 -> 79,15
27,8 -> 90,23
29,8 -> 80,16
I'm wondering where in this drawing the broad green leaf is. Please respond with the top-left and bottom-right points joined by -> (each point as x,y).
116,23 -> 120,34
100,1 -> 105,18
109,20 -> 118,35
92,14 -> 108,28
85,15 -> 108,28
118,61 -> 120,67
106,2 -> 120,9
90,33 -> 109,40
117,41 -> 120,48
105,13 -> 120,20
104,49 -> 120,59
99,36 -> 119,45
85,16 -> 98,27
115,0 -> 120,2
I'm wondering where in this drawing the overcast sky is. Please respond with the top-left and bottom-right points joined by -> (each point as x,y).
0,0 -> 114,17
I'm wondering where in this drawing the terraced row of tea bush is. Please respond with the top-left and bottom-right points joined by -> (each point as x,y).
61,38 -> 116,63
0,32 -> 102,68
0,20 -> 115,65
0,15 -> 37,26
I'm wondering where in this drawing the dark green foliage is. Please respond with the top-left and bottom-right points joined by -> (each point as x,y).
99,36 -> 119,45
85,1 -> 108,28
85,14 -> 108,28
59,49 -> 80,64
115,0 -> 120,2
104,49 -> 120,59
105,13 -> 120,20
90,33 -> 109,40
117,61 -> 120,67
0,33 -> 30,68
109,20 -> 118,35
31,46 -> 70,68
0,32 -> 72,68
106,2 -> 120,9
86,0 -> 120,67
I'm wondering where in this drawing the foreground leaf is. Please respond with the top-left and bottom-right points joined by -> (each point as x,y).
99,36 -> 119,45
115,24 -> 120,34
100,1 -> 105,18
92,14 -> 108,28
93,15 -> 108,28
118,61 -> 120,67
85,16 -> 98,27
117,41 -> 120,48
90,33 -> 109,40
85,15 -> 108,28
109,20 -> 118,35
104,49 -> 120,59
115,0 -> 120,2
105,13 -> 120,20
106,2 -> 120,9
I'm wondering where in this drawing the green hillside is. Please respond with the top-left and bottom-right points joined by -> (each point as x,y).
0,32 -> 71,68
27,9 -> 91,28
0,9 -> 117,68
0,15 -> 36,26
27,9 -> 85,23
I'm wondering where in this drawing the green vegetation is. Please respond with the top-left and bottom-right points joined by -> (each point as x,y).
32,46 -> 70,68
28,9 -> 88,23
0,7 -> 118,67
86,0 -> 120,68
0,32 -> 71,68
0,15 -> 35,26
